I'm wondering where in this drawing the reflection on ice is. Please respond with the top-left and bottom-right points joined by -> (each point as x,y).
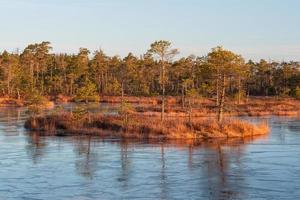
0,106 -> 300,199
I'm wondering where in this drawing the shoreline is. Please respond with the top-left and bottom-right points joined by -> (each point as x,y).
0,97 -> 55,109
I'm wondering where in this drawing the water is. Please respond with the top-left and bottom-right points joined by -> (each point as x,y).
0,107 -> 300,199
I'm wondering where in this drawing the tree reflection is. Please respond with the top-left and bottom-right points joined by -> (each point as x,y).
0,107 -> 25,136
160,143 -> 168,200
74,136 -> 99,179
26,132 -> 47,164
23,131 -> 264,199
118,141 -> 132,189
186,139 -> 249,200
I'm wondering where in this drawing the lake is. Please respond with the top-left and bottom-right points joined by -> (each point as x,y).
0,106 -> 300,200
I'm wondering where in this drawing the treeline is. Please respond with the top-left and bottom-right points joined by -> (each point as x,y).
1,41 -> 300,101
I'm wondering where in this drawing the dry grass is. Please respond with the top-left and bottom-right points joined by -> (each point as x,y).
0,97 -> 24,107
2,95 -> 300,118
25,112 -> 269,140
0,97 -> 54,108
100,96 -> 160,105
90,96 -> 213,106
229,97 -> 300,117
53,95 -> 72,103
133,97 -> 300,117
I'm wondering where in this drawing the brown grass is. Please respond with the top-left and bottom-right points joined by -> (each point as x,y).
0,96 -> 54,108
100,96 -> 160,105
25,112 -> 269,140
132,97 -> 300,117
53,95 -> 72,103
0,97 -> 24,107
100,96 -> 215,106
2,95 -> 300,118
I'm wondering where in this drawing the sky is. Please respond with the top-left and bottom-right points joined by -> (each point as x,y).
0,0 -> 300,61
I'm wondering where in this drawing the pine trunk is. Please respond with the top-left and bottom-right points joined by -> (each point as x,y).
161,63 -> 165,122
218,75 -> 226,122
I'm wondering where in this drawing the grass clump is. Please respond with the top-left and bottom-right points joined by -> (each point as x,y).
25,112 -> 269,140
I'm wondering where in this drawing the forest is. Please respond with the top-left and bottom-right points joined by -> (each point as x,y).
1,40 -> 300,102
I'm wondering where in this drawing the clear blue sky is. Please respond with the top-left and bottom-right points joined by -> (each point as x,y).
1,0 -> 300,61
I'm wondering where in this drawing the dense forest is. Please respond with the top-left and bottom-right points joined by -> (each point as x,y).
1,41 -> 300,102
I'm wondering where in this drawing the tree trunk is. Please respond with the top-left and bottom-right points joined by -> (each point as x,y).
30,62 -> 34,91
70,78 -> 73,96
238,76 -> 241,105
216,73 -> 220,106
101,71 -> 104,94
105,72 -> 108,93
98,74 -> 101,94
17,88 -> 20,100
181,84 -> 185,108
121,81 -> 124,112
41,72 -> 44,94
7,64 -> 11,97
246,87 -> 249,103
218,75 -> 226,122
88,112 -> 91,123
188,98 -> 192,126
161,63 -> 165,122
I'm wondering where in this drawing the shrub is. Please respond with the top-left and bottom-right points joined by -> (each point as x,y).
75,80 -> 100,103
25,89 -> 48,106
71,106 -> 88,121
104,79 -> 121,95
294,87 -> 300,99
118,101 -> 134,126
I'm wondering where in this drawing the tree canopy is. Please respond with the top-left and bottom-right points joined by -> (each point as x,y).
0,41 -> 300,101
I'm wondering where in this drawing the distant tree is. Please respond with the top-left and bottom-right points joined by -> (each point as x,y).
118,101 -> 134,127
148,40 -> 179,122
294,86 -> 300,99
207,47 -> 245,122
20,42 -> 52,93
184,79 -> 199,125
75,80 -> 99,103
0,51 -> 21,97
90,50 -> 109,95
0,41 -> 300,106
25,88 -> 40,102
